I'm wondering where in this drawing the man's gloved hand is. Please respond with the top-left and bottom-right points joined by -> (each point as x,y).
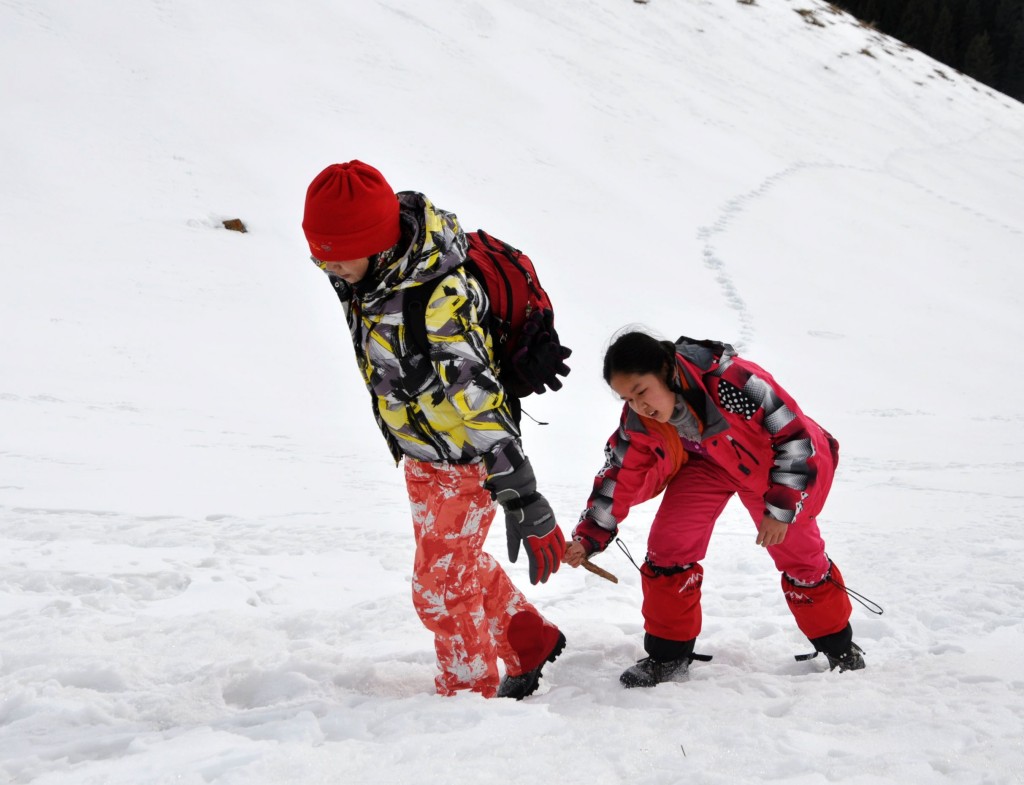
486,453 -> 566,584
510,309 -> 572,395
501,493 -> 566,584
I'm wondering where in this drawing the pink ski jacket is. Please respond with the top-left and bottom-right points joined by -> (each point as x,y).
574,337 -> 839,553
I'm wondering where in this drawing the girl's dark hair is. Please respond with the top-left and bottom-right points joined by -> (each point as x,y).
602,331 -> 677,384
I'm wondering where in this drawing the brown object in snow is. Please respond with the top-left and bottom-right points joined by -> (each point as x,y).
582,559 -> 619,584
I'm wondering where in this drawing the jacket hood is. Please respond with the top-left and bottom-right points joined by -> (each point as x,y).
674,336 -> 736,372
356,191 -> 466,311
672,335 -> 736,439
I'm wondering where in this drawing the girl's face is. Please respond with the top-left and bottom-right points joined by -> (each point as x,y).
609,370 -> 676,423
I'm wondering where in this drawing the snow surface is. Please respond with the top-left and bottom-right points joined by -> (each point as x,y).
2,0 -> 1024,783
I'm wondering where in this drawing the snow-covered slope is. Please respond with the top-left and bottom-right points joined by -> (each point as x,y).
2,1 -> 1023,783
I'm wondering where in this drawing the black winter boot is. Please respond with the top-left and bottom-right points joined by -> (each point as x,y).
825,642 -> 865,672
497,631 -> 566,699
620,656 -> 690,688
810,624 -> 866,672
620,634 -> 697,688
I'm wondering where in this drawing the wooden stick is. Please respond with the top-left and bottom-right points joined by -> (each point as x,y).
581,559 -> 619,584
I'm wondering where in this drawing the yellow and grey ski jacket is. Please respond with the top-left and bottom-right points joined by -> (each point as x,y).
326,191 -> 524,477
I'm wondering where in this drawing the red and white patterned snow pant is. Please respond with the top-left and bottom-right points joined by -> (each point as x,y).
642,453 -> 852,643
405,458 -> 557,697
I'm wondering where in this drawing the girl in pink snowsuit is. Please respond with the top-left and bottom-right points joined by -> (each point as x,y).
564,331 -> 864,687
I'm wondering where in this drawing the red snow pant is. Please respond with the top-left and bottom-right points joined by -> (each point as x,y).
642,454 -> 852,643
405,458 -> 559,697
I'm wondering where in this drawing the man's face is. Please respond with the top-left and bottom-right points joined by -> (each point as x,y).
315,257 -> 371,284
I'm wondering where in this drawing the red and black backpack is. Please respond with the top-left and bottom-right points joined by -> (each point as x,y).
403,229 -> 571,403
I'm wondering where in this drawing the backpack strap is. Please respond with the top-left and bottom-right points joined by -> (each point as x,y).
400,275 -> 522,426
402,266 -> 495,360
402,284 -> 433,360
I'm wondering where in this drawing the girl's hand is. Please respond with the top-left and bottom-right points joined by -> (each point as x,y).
563,540 -> 589,567
756,515 -> 789,548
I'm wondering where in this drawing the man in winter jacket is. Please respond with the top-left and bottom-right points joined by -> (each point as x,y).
301,160 -> 566,699
564,330 -> 865,687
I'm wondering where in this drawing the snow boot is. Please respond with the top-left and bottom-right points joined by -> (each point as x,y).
497,630 -> 566,699
808,624 -> 866,672
621,633 -> 705,688
620,656 -> 690,688
825,641 -> 866,672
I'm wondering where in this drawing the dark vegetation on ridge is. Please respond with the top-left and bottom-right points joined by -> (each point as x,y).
831,0 -> 1024,100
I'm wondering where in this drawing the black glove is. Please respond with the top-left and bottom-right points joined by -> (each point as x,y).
510,309 -> 572,395
486,454 -> 566,584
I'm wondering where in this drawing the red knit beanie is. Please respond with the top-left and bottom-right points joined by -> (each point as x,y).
302,161 -> 401,261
